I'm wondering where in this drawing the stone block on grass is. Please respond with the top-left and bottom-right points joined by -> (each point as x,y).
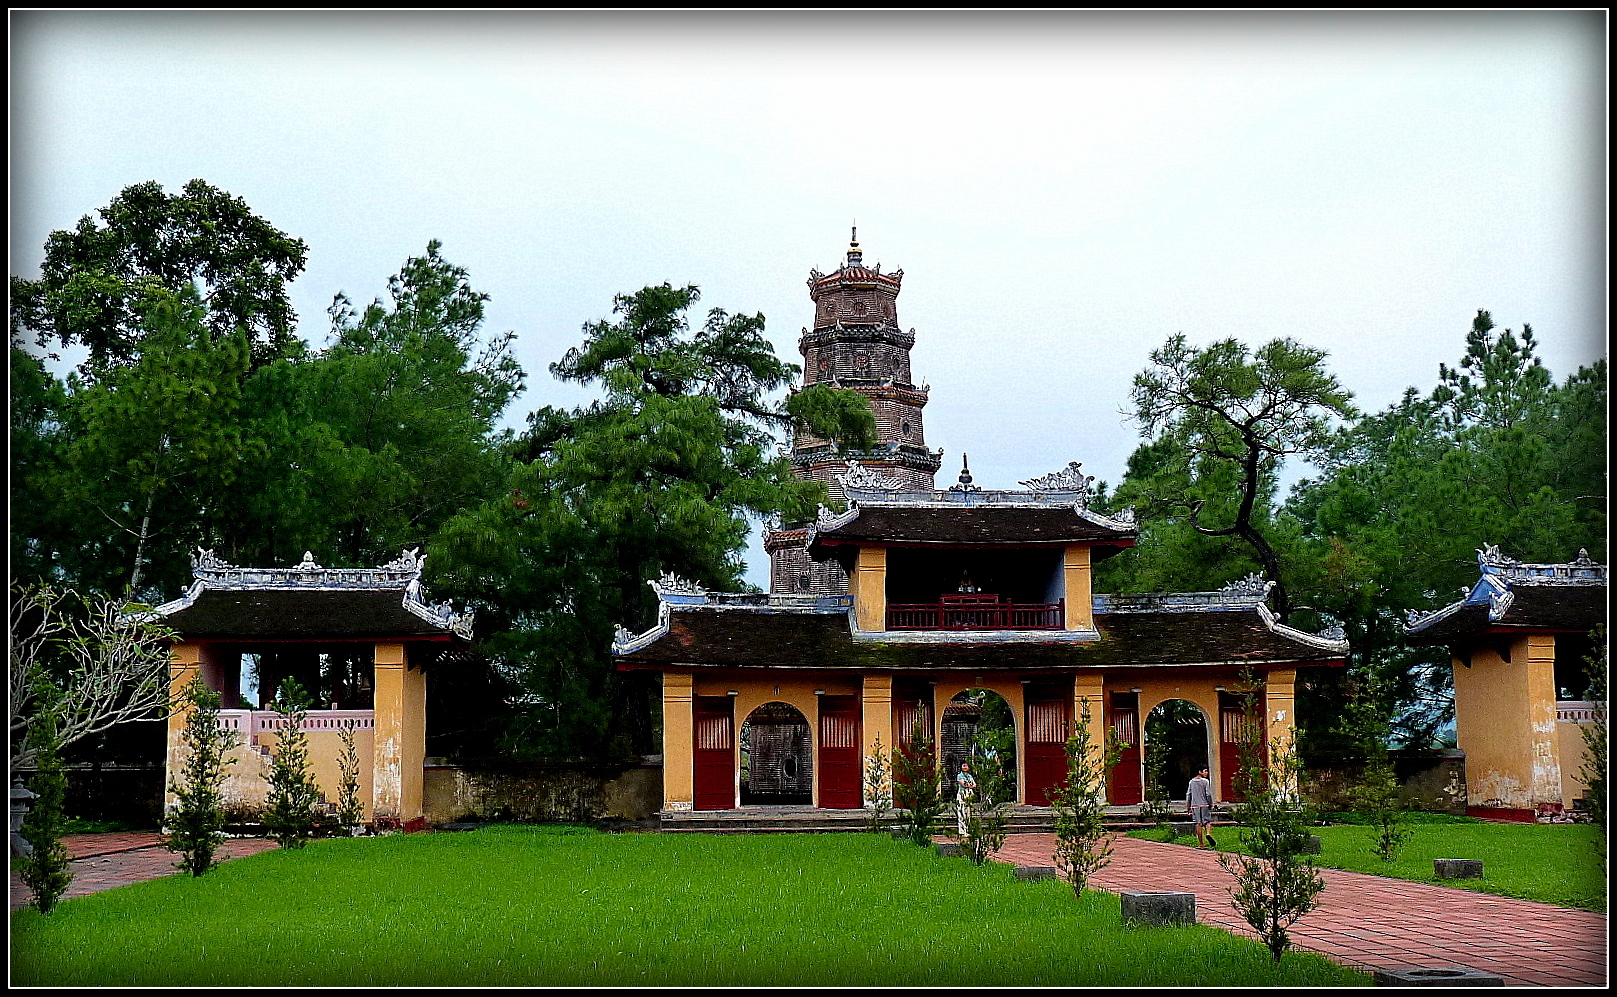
1015,865 -> 1058,881
1169,822 -> 1195,836
935,841 -> 963,858
1372,966 -> 1503,987
1302,835 -> 1322,854
1120,891 -> 1195,927
1433,858 -> 1483,879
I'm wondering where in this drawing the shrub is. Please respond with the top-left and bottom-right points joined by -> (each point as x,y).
336,718 -> 365,832
958,724 -> 1014,864
862,733 -> 893,832
892,724 -> 944,846
1220,733 -> 1325,962
263,678 -> 321,848
1050,699 -> 1123,896
165,677 -> 237,877
19,675 -> 73,913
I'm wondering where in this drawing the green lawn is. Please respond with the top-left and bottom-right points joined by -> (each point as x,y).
12,826 -> 1366,987
1131,818 -> 1606,913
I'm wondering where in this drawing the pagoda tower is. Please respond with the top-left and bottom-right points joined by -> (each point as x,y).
766,230 -> 942,594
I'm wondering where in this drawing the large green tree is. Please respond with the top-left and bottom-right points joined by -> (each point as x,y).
1124,335 -> 1355,621
11,179 -> 308,367
431,284 -> 868,759
1288,311 -> 1605,746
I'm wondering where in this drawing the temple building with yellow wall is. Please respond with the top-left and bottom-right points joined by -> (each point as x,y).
1405,545 -> 1607,821
152,548 -> 471,830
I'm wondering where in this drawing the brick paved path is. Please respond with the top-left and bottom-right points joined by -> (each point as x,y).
10,833 -> 277,912
994,834 -> 1606,987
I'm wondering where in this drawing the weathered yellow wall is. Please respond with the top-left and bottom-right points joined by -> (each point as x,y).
372,641 -> 426,820
1557,719 -> 1598,809
164,642 -> 204,811
661,672 -> 694,811
1266,669 -> 1298,794
1063,545 -> 1094,631
1453,635 -> 1564,809
245,726 -> 377,816
849,546 -> 887,632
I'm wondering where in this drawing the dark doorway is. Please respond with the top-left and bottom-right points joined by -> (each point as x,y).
1144,699 -> 1209,801
741,702 -> 813,805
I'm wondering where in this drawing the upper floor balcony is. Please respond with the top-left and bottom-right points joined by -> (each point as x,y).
886,593 -> 1065,631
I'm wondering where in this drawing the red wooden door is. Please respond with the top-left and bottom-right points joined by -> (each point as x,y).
1023,697 -> 1070,806
818,696 -> 862,809
1219,692 -> 1267,802
1107,700 -> 1143,805
693,696 -> 735,811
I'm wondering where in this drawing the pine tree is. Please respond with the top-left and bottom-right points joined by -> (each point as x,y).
336,718 -> 365,833
165,677 -> 237,876
263,678 -> 321,848
862,733 -> 893,833
892,723 -> 944,846
19,675 -> 73,913
1050,699 -> 1123,896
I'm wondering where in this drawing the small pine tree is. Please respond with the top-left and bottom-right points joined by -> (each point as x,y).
336,718 -> 365,833
165,677 -> 237,877
19,675 -> 73,914
1340,678 -> 1411,862
862,733 -> 893,833
1219,710 -> 1325,962
1141,712 -> 1174,834
892,723 -> 945,846
1050,698 -> 1124,896
263,678 -> 321,848
959,724 -> 1014,864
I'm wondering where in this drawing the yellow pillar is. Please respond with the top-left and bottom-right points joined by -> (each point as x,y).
164,642 -> 204,811
1063,545 -> 1094,631
1525,634 -> 1564,807
1265,668 -> 1297,796
373,641 -> 426,822
1074,672 -> 1106,802
662,672 -> 695,811
850,546 -> 888,632
861,674 -> 894,804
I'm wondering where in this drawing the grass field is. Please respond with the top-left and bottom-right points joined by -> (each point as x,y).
12,826 -> 1368,987
1130,818 -> 1606,913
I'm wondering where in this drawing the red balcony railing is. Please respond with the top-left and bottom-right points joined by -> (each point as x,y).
886,594 -> 1065,631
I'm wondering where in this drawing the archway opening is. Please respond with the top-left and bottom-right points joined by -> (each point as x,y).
740,702 -> 812,805
942,689 -> 1017,804
1144,699 -> 1210,801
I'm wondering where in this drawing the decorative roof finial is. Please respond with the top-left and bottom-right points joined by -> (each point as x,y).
846,221 -> 863,268
948,453 -> 980,493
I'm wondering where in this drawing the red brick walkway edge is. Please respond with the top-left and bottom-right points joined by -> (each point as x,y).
10,836 -> 277,912
993,833 -> 1606,988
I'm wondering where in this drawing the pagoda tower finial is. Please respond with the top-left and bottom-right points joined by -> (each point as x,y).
847,222 -> 862,267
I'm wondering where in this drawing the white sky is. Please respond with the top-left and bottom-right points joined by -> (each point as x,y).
10,11 -> 1607,589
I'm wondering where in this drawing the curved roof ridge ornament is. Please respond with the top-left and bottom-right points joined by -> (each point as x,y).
613,599 -> 672,656
650,571 -> 706,597
836,460 -> 905,492
1018,461 -> 1096,501
1257,602 -> 1350,653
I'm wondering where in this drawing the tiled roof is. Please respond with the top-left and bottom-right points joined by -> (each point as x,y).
146,548 -> 471,640
1404,546 -> 1607,646
615,601 -> 1344,672
811,504 -> 1135,548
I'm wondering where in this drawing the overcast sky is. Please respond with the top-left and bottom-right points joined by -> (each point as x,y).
11,11 -> 1606,589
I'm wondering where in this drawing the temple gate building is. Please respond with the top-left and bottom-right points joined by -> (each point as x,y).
618,236 -> 1349,814
1405,545 -> 1607,820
